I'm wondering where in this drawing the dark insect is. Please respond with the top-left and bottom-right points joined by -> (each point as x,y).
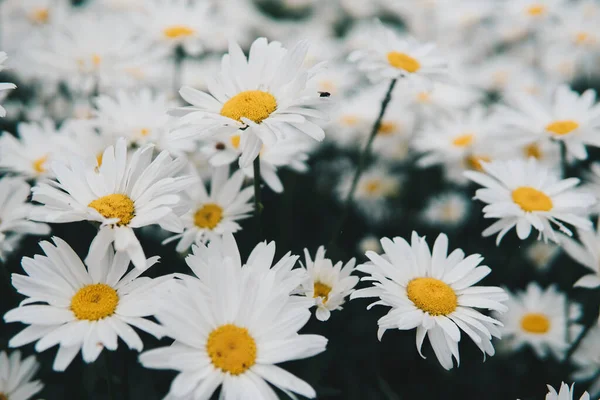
319,91 -> 331,98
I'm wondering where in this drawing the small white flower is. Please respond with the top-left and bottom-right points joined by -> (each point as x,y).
0,350 -> 43,400
0,52 -> 16,118
465,158 -> 595,244
4,238 -> 166,371
421,191 -> 471,229
300,246 -> 358,321
545,382 -> 590,400
525,241 -> 560,271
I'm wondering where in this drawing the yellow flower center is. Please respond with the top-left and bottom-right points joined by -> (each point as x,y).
96,153 -> 104,167
30,8 -> 50,23
341,115 -> 359,126
32,155 -> 48,173
163,25 -> 195,39
417,92 -> 431,103
520,313 -> 550,334
512,187 -> 553,212
313,282 -> 332,303
406,277 -> 457,316
545,120 -> 579,136
575,32 -> 591,44
220,90 -> 277,124
194,203 -> 223,230
387,52 -> 421,73
88,194 -> 135,226
466,155 -> 490,171
452,133 -> 474,147
71,283 -> 119,321
524,143 -> 542,159
378,121 -> 398,136
230,135 -> 241,149
363,179 -> 382,195
527,4 -> 546,16
206,324 -> 257,375
140,128 -> 150,137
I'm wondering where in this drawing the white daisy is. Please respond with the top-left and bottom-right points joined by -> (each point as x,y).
4,237 -> 167,371
29,137 -> 196,269
504,0 -> 568,32
421,191 -> 471,229
525,241 -> 560,271
351,232 -> 508,370
300,246 -> 358,321
493,283 -> 582,359
464,158 -> 595,244
0,52 -> 16,118
571,325 -> 600,396
164,166 -> 253,252
500,85 -> 600,160
0,350 -> 43,400
139,234 -> 327,400
170,37 -> 329,167
348,20 -> 449,87
545,383 -> 590,400
560,221 -> 600,288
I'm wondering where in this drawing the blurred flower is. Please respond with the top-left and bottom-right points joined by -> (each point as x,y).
140,234 -> 326,399
358,235 -> 382,254
583,162 -> 600,214
164,166 -> 253,252
29,138 -> 195,269
0,350 -> 43,400
0,52 -> 16,118
465,158 -> 595,244
494,283 -> 582,359
403,82 -> 483,119
545,382 -> 590,400
352,232 -> 508,370
300,246 -> 358,321
571,325 -> 600,396
4,238 -> 166,371
524,241 -> 560,271
560,220 -> 600,288
421,191 -> 471,229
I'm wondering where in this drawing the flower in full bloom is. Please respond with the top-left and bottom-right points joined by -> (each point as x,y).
4,238 -> 166,371
545,382 -> 590,400
139,234 -> 326,399
465,158 -> 595,244
352,232 -> 508,370
0,350 -> 44,400
300,246 -> 358,321
0,52 -> 16,118
29,137 -> 196,269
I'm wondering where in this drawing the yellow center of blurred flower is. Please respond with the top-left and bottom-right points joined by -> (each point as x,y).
319,80 -> 335,93
206,324 -> 256,375
407,277 -> 457,316
30,8 -> 50,23
466,155 -> 490,171
452,133 -> 474,147
341,115 -> 359,126
378,121 -> 397,135
545,120 -> 579,136
387,52 -> 421,73
512,187 -> 553,212
524,143 -> 542,159
417,92 -> 431,103
575,32 -> 591,44
32,155 -> 48,173
363,179 -> 382,195
163,25 -> 195,39
140,128 -> 150,136
230,135 -> 241,149
527,4 -> 546,16
96,153 -> 104,167
313,281 -> 332,303
194,203 -> 223,229
88,194 -> 135,226
520,313 -> 550,333
220,90 -> 277,124
71,283 -> 119,321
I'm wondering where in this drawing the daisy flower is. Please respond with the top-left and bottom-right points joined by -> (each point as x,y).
559,221 -> 600,288
139,235 -> 326,399
4,237 -> 167,371
170,37 -> 329,167
348,20 -> 449,87
0,177 -> 50,259
0,120 -> 67,179
29,137 -> 196,269
545,383 -> 590,400
164,166 -> 253,252
421,191 -> 471,229
351,232 -> 508,370
0,52 -> 16,118
464,158 -> 595,244
300,246 -> 359,321
493,283 -> 582,359
504,0 -> 567,30
525,241 -> 560,271
571,325 -> 600,396
404,82 -> 483,118
0,351 -> 43,400
500,85 -> 600,160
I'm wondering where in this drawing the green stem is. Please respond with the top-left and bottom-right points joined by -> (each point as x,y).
558,141 -> 571,345
329,78 -> 397,246
253,156 -> 263,240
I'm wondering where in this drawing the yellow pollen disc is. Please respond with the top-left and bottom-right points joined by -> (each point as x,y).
527,4 -> 546,16
524,143 -> 542,159
313,282 -> 332,303
452,133 -> 474,147
30,8 -> 50,23
364,180 -> 382,195
32,155 -> 48,173
140,128 -> 150,136
520,313 -> 550,334
220,90 -> 277,124
163,25 -> 195,39
406,277 -> 457,316
512,186 -> 553,212
206,324 -> 257,375
466,155 -> 490,171
92,54 -> 102,67
341,115 -> 359,126
378,121 -> 397,135
71,283 -> 119,321
576,32 -> 591,44
194,203 -> 223,229
88,194 -> 135,226
230,135 -> 241,149
417,92 -> 431,103
386,51 -> 421,73
96,153 -> 104,167
545,120 -> 579,136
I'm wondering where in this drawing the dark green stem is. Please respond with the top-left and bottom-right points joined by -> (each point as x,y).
253,156 -> 263,241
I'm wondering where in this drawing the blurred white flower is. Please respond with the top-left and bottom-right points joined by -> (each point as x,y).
421,191 -> 471,229
357,235 -> 383,254
525,241 -> 560,271
571,325 -> 600,397
0,52 -> 16,118
0,350 -> 43,400
560,221 -> 600,288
